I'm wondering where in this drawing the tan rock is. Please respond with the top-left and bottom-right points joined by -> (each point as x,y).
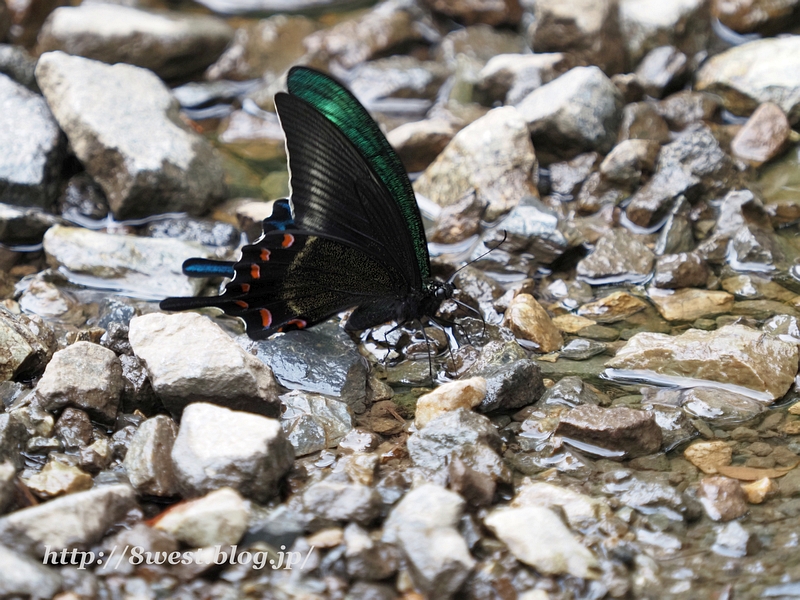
647,287 -> 734,321
577,291 -> 648,323
504,293 -> 563,352
741,477 -> 780,504
731,102 -> 791,166
684,440 -> 733,474
24,461 -> 93,499
551,313 -> 596,333
414,377 -> 487,429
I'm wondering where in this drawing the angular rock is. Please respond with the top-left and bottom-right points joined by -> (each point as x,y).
731,102 -> 792,167
387,118 -> 460,173
512,480 -> 611,529
618,101 -> 671,143
35,52 -> 226,219
713,521 -> 758,557
302,478 -> 382,525
634,45 -> 689,98
503,293 -> 563,352
684,440 -> 733,474
0,203 -> 60,246
344,523 -> 398,581
517,66 -> 623,161
696,36 -> 800,122
0,44 -> 38,91
0,414 -> 25,468
0,543 -> 61,598
656,90 -> 721,130
280,390 -> 353,457
0,73 -> 64,209
472,357 -> 544,412
599,139 -> 660,186
123,415 -> 179,497
540,375 -> 603,407
576,229 -> 654,284
606,324 -> 799,400
697,476 -> 748,521
414,106 -> 537,220
476,53 -> 570,106
36,341 -> 122,423
0,308 -> 55,382
153,487 -> 248,547
577,291 -> 648,323
485,506 -> 599,578
713,0 -> 800,33
556,405 -> 663,458
170,402 -> 294,502
129,313 -> 281,418
487,197 -> 575,264
100,523 -> 178,576
0,484 -> 136,555
415,377 -> 486,429
0,462 -> 14,514
652,252 -> 710,289
37,5 -> 233,80
24,460 -> 92,499
647,287 -> 734,321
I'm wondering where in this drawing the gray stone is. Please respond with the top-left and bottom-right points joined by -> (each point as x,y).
656,90 -> 721,130
0,414 -> 25,468
712,521 -> 758,557
302,479 -> 382,525
599,139 -> 660,187
0,44 -> 38,91
486,197 -> 574,264
43,225 -> 214,300
387,118 -> 461,173
170,402 -> 294,502
576,229 -> 654,284
680,387 -> 766,427
610,474 -> 690,519
559,338 -> 607,361
254,321 -> 367,413
0,73 -> 64,209
36,341 -> 122,423
0,203 -> 60,245
35,52 -> 226,220
556,405 -> 663,458
129,313 -> 282,418
0,308 -> 55,382
344,523 -> 398,581
541,376 -> 603,407
0,461 -> 14,514
634,45 -> 689,98
123,415 -> 179,497
0,483 -> 136,555
476,52 -> 571,105
54,407 -> 92,450
517,66 -> 623,162
100,523 -> 178,576
280,390 -> 353,457
0,543 -> 61,597
345,55 -> 448,106
414,106 -> 537,220
473,358 -> 544,413
37,4 -> 233,80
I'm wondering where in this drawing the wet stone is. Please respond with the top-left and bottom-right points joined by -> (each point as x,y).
713,520 -> 758,557
512,479 -> 611,529
414,106 -> 537,220
476,52 -> 570,106
488,197 -> 573,264
0,414 -> 25,468
681,387 -> 766,428
576,229 -> 654,284
344,522 -> 398,581
255,321 -> 367,413
556,405 -> 662,458
170,402 -> 294,503
599,139 -> 660,187
0,483 -> 136,555
579,324 -> 620,341
656,91 -> 721,130
697,475 -> 748,521
35,52 -> 227,220
647,287 -> 735,321
577,291 -> 648,323
731,102 -> 792,167
36,341 -> 122,424
345,55 -> 448,106
0,73 -> 64,209
518,66 -> 623,162
634,45 -> 689,99
153,487 -> 248,548
130,313 -> 282,418
503,293 -> 563,353
24,460 -> 92,499
78,438 -> 112,474
0,544 -> 61,598
610,474 -> 687,520
652,252 -> 710,289
54,407 -> 92,450
558,338 -> 607,361
37,4 -> 233,80
414,377 -> 485,429
540,376 -> 603,407
302,478 -> 382,526
280,390 -> 353,457
618,102 -> 671,143
549,152 -> 598,200
123,415 -> 179,497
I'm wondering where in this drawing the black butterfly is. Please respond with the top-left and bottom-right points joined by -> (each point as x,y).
160,66 -> 453,340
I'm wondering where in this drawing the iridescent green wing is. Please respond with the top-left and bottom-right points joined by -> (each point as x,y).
286,66 -> 431,280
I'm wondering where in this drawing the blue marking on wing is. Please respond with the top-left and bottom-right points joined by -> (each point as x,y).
182,258 -> 236,278
262,198 -> 295,232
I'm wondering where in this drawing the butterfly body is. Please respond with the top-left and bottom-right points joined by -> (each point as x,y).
160,67 -> 452,340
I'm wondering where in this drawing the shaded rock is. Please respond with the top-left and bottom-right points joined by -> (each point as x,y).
652,252 -> 710,289
414,106 -> 537,220
383,484 -> 475,600
35,52 -> 226,220
428,190 -> 484,244
485,506 -> 599,578
0,44 -> 38,91
487,197 -> 575,264
53,407 -> 92,450
599,139 -> 660,186
577,291 -> 648,323
634,45 -> 689,98
681,387 -> 766,427
0,544 -> 61,598
153,487 -> 248,547
731,102 -> 792,167
24,460 -> 92,499
656,90 -> 721,130
0,73 -> 63,209
0,204 -> 59,246
517,66 -> 623,162
575,171 -> 628,213
100,523 -> 178,576
0,483 -> 136,555
713,0 -> 800,33
549,152 -> 598,200
541,375 -> 603,407
472,358 -> 544,412
344,522 -> 399,581
387,118 -> 460,173
36,341 -> 122,423
123,415 -> 179,497
408,408 -> 510,486
0,414 -> 25,468
422,0 -> 522,26
618,101 -> 671,143
647,287 -> 734,321
0,462 -> 14,514
253,321 -> 367,413
697,475 -> 748,521
476,52 -> 570,105
503,293 -> 563,352
280,389 -> 353,457
415,377 -> 485,428
129,313 -> 281,418
0,308 -> 54,382
696,36 -> 800,122
37,4 -> 233,80
302,478 -> 382,525
606,324 -> 799,400
556,405 -> 663,458
171,402 -> 293,502
576,229 -> 654,284
526,0 -> 624,75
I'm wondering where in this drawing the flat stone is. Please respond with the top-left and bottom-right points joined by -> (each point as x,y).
555,405 -> 663,458
552,314 -> 597,333
653,253 -> 710,289
576,229 -> 654,284
696,36 -> 800,122
503,293 -> 563,352
517,66 -> 623,162
0,543 -> 61,598
415,377 -> 486,429
35,52 -> 226,220
577,291 -> 648,323
123,415 -> 179,497
606,324 -> 799,400
731,102 -> 792,166
37,4 -> 233,80
0,483 -> 136,556
698,476 -> 748,521
0,74 -> 64,209
647,287 -> 734,321
485,506 -> 599,578
414,106 -> 537,220
152,487 -> 248,547
170,402 -> 294,502
681,387 -> 766,427
35,341 -> 122,423
280,390 -> 353,457
129,313 -> 282,418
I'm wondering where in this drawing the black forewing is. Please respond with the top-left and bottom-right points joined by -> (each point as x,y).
274,92 -> 423,291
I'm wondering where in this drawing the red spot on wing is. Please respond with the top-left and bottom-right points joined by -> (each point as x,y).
286,318 -> 307,329
282,234 -> 295,248
259,309 -> 272,328
250,264 -> 260,279
240,283 -> 250,293
234,300 -> 248,309
260,249 -> 271,262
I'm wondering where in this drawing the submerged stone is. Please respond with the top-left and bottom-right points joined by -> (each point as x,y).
576,229 -> 654,284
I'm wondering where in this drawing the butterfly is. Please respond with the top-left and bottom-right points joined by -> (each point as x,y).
160,66 -> 454,341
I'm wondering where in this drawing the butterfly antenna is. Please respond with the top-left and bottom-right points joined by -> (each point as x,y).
447,230 -> 508,285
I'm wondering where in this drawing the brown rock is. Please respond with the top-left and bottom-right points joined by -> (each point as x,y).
618,102 -> 671,143
387,118 -> 460,173
599,139 -> 660,186
24,460 -> 92,499
652,253 -> 711,289
647,287 -> 734,321
656,90 -> 722,130
697,476 -> 748,521
504,293 -> 563,353
422,0 -> 522,26
428,191 -> 484,244
713,0 -> 800,35
555,405 -> 663,458
551,314 -> 597,333
577,291 -> 648,323
730,102 -> 791,167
